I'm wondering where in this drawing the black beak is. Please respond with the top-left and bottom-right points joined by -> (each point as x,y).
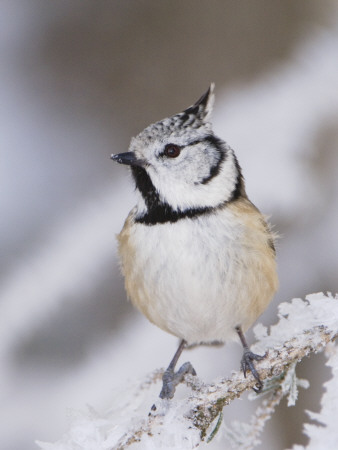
111,152 -> 145,167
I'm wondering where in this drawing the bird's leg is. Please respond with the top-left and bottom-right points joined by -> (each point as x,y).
235,325 -> 264,392
159,339 -> 196,399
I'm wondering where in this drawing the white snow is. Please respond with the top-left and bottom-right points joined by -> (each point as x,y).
36,293 -> 338,450
290,343 -> 338,450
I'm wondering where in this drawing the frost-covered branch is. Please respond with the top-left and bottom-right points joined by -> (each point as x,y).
37,293 -> 338,450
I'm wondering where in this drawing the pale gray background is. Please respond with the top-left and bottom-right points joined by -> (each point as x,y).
1,1 -> 338,449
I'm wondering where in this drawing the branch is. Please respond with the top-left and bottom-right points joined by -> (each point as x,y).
37,293 -> 338,450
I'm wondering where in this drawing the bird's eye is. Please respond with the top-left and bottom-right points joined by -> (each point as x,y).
163,144 -> 181,158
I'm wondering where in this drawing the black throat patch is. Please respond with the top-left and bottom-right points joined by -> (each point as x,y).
131,166 -> 216,225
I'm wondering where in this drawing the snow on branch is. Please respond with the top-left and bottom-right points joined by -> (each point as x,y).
37,293 -> 338,450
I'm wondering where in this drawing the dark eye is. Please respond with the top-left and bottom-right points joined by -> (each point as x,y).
164,144 -> 181,158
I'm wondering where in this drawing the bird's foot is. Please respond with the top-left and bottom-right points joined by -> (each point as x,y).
240,349 -> 264,393
159,362 -> 196,399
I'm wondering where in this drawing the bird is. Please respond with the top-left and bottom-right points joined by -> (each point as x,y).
111,84 -> 278,398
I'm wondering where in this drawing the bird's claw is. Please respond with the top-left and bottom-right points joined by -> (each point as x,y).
160,362 -> 196,399
241,350 -> 264,392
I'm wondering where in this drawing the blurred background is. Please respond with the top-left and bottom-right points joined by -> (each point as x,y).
1,1 -> 338,449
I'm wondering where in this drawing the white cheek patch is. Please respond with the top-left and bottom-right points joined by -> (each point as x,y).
147,147 -> 238,211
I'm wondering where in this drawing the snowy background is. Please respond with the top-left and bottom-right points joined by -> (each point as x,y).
1,1 -> 338,449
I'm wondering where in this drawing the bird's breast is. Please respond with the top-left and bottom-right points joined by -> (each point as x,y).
117,204 -> 278,345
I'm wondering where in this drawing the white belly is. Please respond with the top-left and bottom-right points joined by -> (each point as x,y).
118,208 -> 277,345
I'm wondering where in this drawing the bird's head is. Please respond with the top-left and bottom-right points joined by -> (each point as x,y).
111,84 -> 244,224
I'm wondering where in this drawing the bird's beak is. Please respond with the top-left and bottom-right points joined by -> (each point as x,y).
111,152 -> 145,167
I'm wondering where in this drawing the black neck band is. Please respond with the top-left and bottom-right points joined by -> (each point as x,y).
131,165 -> 243,225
